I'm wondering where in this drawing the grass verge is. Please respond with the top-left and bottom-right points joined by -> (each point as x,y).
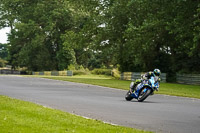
0,95 -> 151,133
36,75 -> 200,99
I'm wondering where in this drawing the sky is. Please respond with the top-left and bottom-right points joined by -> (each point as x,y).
0,27 -> 10,44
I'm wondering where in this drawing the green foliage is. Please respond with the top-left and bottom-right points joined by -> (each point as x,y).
111,68 -> 120,79
1,0 -> 74,71
67,64 -> 76,71
0,58 -> 7,67
73,70 -> 90,75
91,69 -> 112,75
68,64 -> 90,75
100,0 -> 200,74
0,43 -> 8,60
0,0 -> 199,74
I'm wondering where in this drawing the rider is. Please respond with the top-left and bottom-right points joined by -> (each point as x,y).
130,69 -> 161,92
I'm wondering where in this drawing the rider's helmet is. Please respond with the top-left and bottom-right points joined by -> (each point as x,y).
153,69 -> 161,76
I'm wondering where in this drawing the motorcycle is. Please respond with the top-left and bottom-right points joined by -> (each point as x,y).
125,76 -> 160,102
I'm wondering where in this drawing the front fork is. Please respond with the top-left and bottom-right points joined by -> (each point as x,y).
129,81 -> 134,93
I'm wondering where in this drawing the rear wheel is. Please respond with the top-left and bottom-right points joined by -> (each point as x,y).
125,90 -> 133,101
137,88 -> 151,102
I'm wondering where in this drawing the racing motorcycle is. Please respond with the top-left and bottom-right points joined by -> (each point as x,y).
125,76 -> 160,102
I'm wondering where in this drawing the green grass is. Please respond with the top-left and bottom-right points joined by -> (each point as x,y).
158,83 -> 200,98
36,74 -> 200,99
0,95 -> 151,133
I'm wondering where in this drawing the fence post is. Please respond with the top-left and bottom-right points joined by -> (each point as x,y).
51,71 -> 59,76
120,73 -> 124,80
67,71 -> 73,76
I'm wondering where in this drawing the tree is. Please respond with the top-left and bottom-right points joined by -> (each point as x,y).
1,0 -> 74,71
0,43 -> 8,59
1,0 -> 200,74
102,0 -> 200,74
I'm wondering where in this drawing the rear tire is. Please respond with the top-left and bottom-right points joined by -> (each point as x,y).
125,90 -> 133,101
137,88 -> 151,102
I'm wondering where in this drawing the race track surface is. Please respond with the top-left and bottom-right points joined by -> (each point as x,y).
0,75 -> 200,133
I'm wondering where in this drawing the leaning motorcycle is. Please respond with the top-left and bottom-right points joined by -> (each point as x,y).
125,76 -> 160,102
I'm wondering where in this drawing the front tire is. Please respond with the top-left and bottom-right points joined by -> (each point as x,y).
137,88 -> 151,102
125,90 -> 133,101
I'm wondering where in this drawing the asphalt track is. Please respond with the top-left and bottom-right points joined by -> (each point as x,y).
0,75 -> 200,133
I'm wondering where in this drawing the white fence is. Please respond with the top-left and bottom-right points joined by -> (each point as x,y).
120,72 -> 200,85
0,69 -> 20,75
176,74 -> 200,85
121,72 -> 166,82
32,71 -> 73,76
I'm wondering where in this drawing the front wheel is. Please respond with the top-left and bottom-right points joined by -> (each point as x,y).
137,88 -> 151,102
125,90 -> 133,101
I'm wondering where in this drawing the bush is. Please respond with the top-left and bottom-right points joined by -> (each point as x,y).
67,64 -> 76,71
111,68 -> 120,79
68,64 -> 90,75
0,58 -> 7,67
73,70 -> 90,75
91,69 -> 112,75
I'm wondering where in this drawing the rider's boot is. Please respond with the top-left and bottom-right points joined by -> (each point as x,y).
130,83 -> 137,93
